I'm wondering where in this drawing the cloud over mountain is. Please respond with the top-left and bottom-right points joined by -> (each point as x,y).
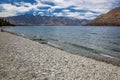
0,0 -> 120,19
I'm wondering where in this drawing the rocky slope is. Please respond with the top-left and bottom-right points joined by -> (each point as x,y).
88,7 -> 120,26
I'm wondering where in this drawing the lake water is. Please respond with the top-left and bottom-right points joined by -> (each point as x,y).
5,26 -> 120,64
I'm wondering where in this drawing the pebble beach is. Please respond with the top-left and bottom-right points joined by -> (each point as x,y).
0,32 -> 120,80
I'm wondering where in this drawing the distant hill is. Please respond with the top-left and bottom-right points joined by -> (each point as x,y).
0,19 -> 14,27
1,14 -> 90,26
87,7 -> 120,26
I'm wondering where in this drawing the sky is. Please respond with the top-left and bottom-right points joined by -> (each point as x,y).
0,0 -> 120,19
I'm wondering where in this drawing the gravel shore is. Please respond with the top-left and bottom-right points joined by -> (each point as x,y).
0,32 -> 120,80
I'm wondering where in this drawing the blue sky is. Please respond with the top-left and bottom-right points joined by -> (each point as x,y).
0,0 -> 120,19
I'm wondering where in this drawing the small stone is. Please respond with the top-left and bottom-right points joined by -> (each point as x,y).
82,64 -> 84,67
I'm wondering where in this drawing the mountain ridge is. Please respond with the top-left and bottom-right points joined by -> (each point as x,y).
87,7 -> 120,26
1,14 -> 90,26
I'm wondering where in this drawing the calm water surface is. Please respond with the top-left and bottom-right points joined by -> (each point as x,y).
5,26 -> 120,63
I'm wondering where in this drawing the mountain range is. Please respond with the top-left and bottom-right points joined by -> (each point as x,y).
1,7 -> 120,26
0,15 -> 89,26
88,7 -> 120,26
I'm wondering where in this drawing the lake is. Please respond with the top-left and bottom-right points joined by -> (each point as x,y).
5,26 -> 120,64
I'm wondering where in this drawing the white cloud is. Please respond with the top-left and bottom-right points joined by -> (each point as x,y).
53,12 -> 64,17
0,3 -> 32,17
0,11 -> 17,17
1,3 -> 32,13
53,10 -> 84,19
38,12 -> 44,16
0,0 -> 51,17
40,0 -> 118,19
0,0 -> 119,19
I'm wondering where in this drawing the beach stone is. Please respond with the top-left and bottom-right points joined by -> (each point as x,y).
0,32 -> 120,80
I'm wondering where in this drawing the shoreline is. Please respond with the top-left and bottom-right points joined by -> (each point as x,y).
4,30 -> 120,67
46,41 -> 120,67
0,31 -> 120,79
